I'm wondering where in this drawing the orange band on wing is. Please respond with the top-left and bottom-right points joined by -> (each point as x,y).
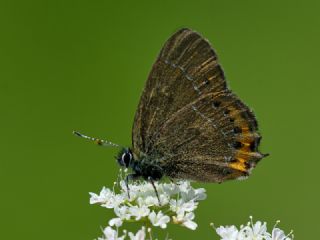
229,160 -> 247,172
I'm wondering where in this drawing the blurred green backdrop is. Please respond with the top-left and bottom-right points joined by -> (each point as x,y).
0,0 -> 318,239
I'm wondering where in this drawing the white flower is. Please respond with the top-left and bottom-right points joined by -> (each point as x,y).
169,198 -> 198,213
89,187 -> 113,204
109,218 -> 123,227
149,211 -> 170,229
90,187 -> 125,209
143,196 -> 159,206
162,182 -> 180,196
101,226 -> 125,240
252,221 -> 268,237
128,205 -> 150,220
194,188 -> 207,200
177,181 -> 207,202
173,210 -> 197,230
237,221 -> 267,240
267,227 -> 293,240
268,220 -> 294,239
103,194 -> 125,209
216,225 -> 239,240
114,206 -> 131,220
177,181 -> 191,193
128,227 -> 146,240
214,217 -> 294,240
158,193 -> 170,206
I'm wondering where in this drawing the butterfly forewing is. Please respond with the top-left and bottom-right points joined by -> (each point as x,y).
132,28 -> 266,182
132,28 -> 226,156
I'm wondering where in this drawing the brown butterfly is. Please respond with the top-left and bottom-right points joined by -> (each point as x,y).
74,28 -> 268,199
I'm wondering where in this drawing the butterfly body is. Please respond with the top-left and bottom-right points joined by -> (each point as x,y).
117,148 -> 164,181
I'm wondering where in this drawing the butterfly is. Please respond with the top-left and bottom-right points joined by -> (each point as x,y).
74,28 -> 268,200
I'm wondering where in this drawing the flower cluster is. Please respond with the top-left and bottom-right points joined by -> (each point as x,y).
213,216 -> 294,240
90,172 -> 206,239
89,172 -> 294,240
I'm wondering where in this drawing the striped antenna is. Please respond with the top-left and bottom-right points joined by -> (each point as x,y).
73,131 -> 120,148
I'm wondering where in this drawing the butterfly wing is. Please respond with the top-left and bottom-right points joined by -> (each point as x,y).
132,28 -> 267,182
152,91 -> 265,182
132,28 -> 227,157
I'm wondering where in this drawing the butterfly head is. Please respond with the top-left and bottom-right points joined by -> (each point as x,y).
117,148 -> 133,168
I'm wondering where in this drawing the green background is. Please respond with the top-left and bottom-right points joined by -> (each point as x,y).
1,0 -> 318,239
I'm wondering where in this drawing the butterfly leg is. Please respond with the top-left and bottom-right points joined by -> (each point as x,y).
125,173 -> 140,200
148,176 -> 161,206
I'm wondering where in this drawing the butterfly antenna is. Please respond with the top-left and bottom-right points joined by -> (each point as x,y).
73,130 -> 120,148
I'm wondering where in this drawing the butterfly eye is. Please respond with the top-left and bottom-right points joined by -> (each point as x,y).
121,152 -> 132,168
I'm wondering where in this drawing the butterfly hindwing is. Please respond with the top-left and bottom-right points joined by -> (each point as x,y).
150,91 -> 264,182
